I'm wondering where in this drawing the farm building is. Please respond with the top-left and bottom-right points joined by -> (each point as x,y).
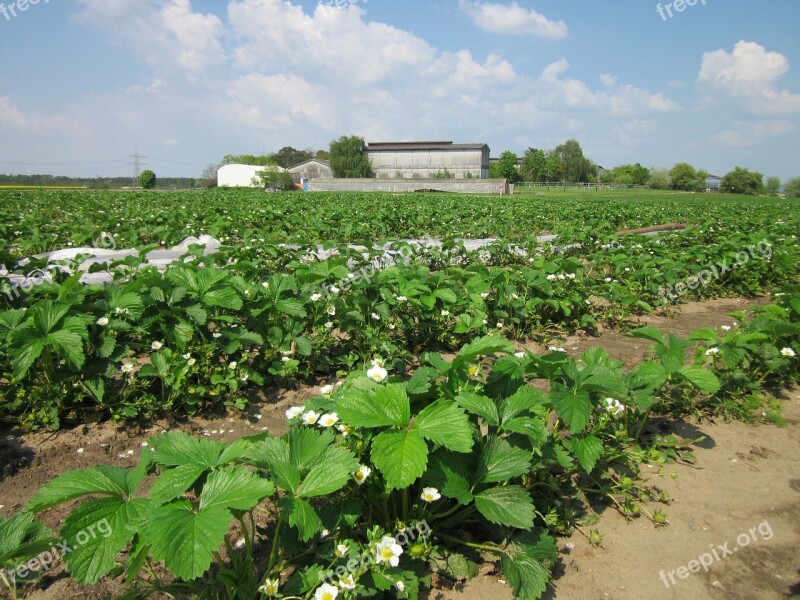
217,164 -> 287,187
287,159 -> 333,183
365,141 -> 490,179
705,175 -> 722,192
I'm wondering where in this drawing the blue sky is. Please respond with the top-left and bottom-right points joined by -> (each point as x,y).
1,0 -> 798,180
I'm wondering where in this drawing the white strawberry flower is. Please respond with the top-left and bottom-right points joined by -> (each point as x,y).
374,536 -> 403,567
286,406 -> 304,420
603,397 -> 625,416
320,384 -> 334,395
319,413 -> 339,427
421,487 -> 442,502
338,575 -> 356,591
151,341 -> 163,350
367,365 -> 388,382
353,465 -> 371,485
781,347 -> 796,357
314,583 -> 339,600
96,317 -> 109,326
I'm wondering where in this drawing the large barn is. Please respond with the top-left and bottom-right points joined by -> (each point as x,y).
287,159 -> 333,183
365,141 -> 490,179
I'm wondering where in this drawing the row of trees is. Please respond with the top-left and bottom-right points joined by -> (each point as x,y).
218,136 -> 800,197
489,139 -> 598,184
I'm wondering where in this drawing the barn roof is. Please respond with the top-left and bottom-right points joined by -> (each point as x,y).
366,141 -> 488,152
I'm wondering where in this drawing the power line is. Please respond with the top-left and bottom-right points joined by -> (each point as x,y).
128,146 -> 148,187
0,159 -> 128,166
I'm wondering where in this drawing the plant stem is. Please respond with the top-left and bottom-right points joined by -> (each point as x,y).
435,532 -> 504,555
266,512 -> 284,575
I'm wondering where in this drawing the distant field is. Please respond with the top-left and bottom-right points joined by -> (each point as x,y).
1,187 -> 796,257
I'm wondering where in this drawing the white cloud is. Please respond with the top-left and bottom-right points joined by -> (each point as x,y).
74,0 -> 226,75
697,41 -> 800,115
458,0 -> 567,39
613,119 -> 658,146
711,120 -> 797,147
0,97 -> 73,135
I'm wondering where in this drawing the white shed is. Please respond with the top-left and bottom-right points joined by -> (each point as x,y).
217,164 -> 286,187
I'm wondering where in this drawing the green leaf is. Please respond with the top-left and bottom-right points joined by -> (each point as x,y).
46,328 -> 86,371
413,401 -> 474,453
501,551 -> 550,600
276,298 -> 306,317
424,452 -> 474,505
569,436 -> 603,474
627,326 -> 666,346
149,464 -> 207,506
10,336 -> 45,379
288,427 -> 336,470
296,446 -> 359,498
62,497 -> 149,585
203,287 -> 243,311
551,387 -> 592,434
455,392 -> 500,426
501,417 -> 548,448
631,360 -> 669,390
141,500 -> 231,580
245,437 -> 289,470
453,335 -> 515,369
498,386 -> 546,425
338,384 -> 410,429
474,486 -> 535,530
371,430 -> 428,491
475,437 -> 531,485
27,466 -> 131,513
279,497 -> 322,542
200,467 -> 275,511
269,462 -> 302,495
0,513 -> 53,566
149,431 -> 228,469
679,366 -> 720,394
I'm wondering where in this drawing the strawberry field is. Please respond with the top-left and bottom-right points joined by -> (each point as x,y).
0,188 -> 798,599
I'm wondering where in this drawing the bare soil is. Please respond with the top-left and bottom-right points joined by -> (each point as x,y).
2,296 -> 798,600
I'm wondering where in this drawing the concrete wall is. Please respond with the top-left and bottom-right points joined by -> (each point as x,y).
306,178 -> 509,195
218,164 -> 287,187
366,148 -> 490,179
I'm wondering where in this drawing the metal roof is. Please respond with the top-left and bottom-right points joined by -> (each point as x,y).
366,141 -> 488,152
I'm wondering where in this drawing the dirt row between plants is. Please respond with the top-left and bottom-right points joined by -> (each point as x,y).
1,296 -> 798,600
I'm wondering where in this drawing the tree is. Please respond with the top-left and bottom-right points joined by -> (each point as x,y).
256,167 -> 296,191
520,148 -> 547,182
139,170 -> 156,190
315,149 -> 331,161
601,163 -> 650,186
720,167 -> 765,195
766,176 -> 781,196
647,168 -> 671,190
329,136 -> 373,178
668,163 -> 706,191
552,139 -> 594,183
784,177 -> 800,198
271,147 -> 313,169
544,151 -> 564,182
221,154 -> 275,167
490,151 -> 521,183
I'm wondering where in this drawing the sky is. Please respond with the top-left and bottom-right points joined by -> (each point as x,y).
0,0 -> 799,180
